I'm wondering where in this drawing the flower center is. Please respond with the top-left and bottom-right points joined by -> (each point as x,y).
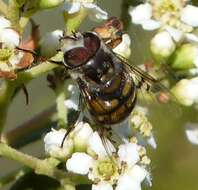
152,0 -> 180,20
151,0 -> 192,32
0,48 -> 12,62
97,160 -> 116,179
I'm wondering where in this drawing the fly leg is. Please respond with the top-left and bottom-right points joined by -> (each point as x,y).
60,94 -> 83,147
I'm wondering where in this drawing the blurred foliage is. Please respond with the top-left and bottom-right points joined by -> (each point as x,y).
9,172 -> 60,190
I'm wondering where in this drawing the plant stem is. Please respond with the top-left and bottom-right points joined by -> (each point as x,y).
7,0 -> 21,33
63,8 -> 88,34
0,0 -> 7,15
16,62 -> 59,86
0,81 -> 15,133
55,82 -> 67,128
0,143 -> 90,185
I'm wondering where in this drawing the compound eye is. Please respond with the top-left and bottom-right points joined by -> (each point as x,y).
83,32 -> 100,55
64,47 -> 90,68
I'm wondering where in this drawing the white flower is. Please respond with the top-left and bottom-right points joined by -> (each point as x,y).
185,123 -> 198,145
150,31 -> 176,63
0,17 -> 23,75
181,5 -> 198,27
118,143 -> 140,166
0,16 -> 11,30
113,34 -> 131,59
40,30 -> 63,58
0,17 -> 20,48
87,131 -> 116,158
92,181 -> 113,190
129,1 -> 198,43
116,174 -> 141,190
115,164 -> 147,190
129,3 -> 160,31
66,152 -> 94,174
64,84 -> 80,111
44,128 -> 74,160
171,77 -> 198,106
71,121 -> 93,151
66,140 -> 149,190
64,0 -> 108,21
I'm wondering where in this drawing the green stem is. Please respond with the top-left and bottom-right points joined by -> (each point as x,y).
0,81 -> 15,133
55,82 -> 67,128
7,0 -> 21,33
16,62 -> 59,85
0,143 -> 90,185
63,8 -> 88,34
0,0 -> 8,15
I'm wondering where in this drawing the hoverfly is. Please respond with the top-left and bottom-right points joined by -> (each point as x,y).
59,17 -> 163,133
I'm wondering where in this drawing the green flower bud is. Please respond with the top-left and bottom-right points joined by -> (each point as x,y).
38,0 -> 64,9
150,31 -> 176,64
171,44 -> 198,70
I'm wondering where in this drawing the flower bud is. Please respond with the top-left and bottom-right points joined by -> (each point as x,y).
0,28 -> 20,48
150,31 -> 176,63
171,44 -> 198,70
171,77 -> 198,106
44,128 -> 74,160
40,30 -> 63,58
71,122 -> 93,152
38,0 -> 64,9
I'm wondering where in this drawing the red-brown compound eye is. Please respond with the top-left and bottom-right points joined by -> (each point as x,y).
83,32 -> 100,55
64,47 -> 90,68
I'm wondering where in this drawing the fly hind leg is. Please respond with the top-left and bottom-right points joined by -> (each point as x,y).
61,94 -> 83,147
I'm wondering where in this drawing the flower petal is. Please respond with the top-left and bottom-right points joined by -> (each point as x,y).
9,51 -> 24,67
44,128 -> 73,159
72,122 -> 93,151
66,152 -> 94,175
129,165 -> 147,183
165,26 -> 184,43
185,123 -> 198,145
84,3 -> 108,20
0,28 -> 20,48
88,132 -> 115,158
0,16 -> 11,30
116,174 -> 141,190
63,2 -> 81,14
185,33 -> 198,44
113,34 -> 131,58
141,19 -> 161,30
181,5 -> 198,27
129,3 -> 152,25
92,181 -> 113,190
118,143 -> 140,166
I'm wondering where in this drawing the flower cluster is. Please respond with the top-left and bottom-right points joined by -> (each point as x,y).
129,0 -> 198,107
0,16 -> 23,79
44,120 -> 152,190
0,16 -> 38,79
